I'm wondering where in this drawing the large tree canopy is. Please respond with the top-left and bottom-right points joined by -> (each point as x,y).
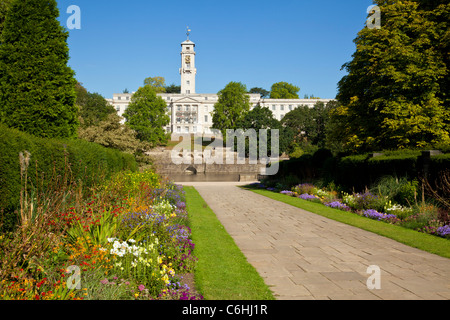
75,82 -> 116,128
0,0 -> 78,138
282,102 -> 332,148
270,82 -> 300,99
212,82 -> 251,134
0,0 -> 13,36
249,87 -> 270,98
123,86 -> 170,147
144,76 -> 167,93
237,105 -> 293,157
336,0 -> 450,152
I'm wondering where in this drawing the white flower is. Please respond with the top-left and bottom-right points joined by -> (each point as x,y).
128,239 -> 136,243
107,237 -> 117,243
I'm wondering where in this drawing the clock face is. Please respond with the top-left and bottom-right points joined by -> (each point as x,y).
185,55 -> 191,64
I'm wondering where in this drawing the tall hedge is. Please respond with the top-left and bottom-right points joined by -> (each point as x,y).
272,149 -> 450,192
0,124 -> 138,231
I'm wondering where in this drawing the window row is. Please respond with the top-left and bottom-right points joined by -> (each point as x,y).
167,105 -> 212,112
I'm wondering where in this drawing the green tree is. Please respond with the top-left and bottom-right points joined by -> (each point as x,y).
337,0 -> 450,152
75,82 -> 116,128
270,82 -> 300,99
281,105 -> 315,140
144,76 -> 166,93
282,102 -> 331,149
324,100 -> 346,155
212,82 -> 251,134
0,0 -> 78,138
0,0 -> 12,36
165,84 -> 181,93
237,104 -> 293,157
82,97 -> 115,128
123,86 -> 170,147
249,87 -> 270,98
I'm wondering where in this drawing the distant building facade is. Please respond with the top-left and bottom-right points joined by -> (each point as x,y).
108,36 -> 334,134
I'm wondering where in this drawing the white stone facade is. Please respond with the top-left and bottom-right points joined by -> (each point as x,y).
107,37 -> 335,134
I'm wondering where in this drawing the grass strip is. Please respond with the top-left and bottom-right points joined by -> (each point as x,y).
184,186 -> 275,300
246,188 -> 450,259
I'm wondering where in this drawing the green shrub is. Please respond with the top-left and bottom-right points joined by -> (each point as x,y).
371,176 -> 418,207
0,124 -> 138,232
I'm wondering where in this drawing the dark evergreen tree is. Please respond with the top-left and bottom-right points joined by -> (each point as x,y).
0,0 -> 78,138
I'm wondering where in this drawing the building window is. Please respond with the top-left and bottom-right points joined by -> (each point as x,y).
272,105 -> 276,111
204,115 -> 208,123
193,126 -> 197,133
289,105 -> 293,111
186,64 -> 190,69
186,90 -> 190,94
205,97 -> 208,100
280,105 -> 284,111
118,96 -> 121,100
116,107 -> 120,112
177,105 -> 182,111
177,126 -> 181,133
186,80 -> 190,85
186,47 -> 190,50
185,126 -> 189,133
185,105 -> 190,111
204,106 -> 208,112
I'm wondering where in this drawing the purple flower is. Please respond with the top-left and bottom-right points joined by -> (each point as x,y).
325,201 -> 351,211
363,209 -> 396,221
138,284 -> 145,291
100,279 -> 109,285
298,194 -> 319,201
280,190 -> 295,196
437,225 -> 450,237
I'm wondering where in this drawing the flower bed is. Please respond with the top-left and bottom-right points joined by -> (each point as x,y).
0,171 -> 203,300
252,182 -> 450,240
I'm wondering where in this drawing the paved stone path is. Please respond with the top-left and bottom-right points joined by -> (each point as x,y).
179,181 -> 450,300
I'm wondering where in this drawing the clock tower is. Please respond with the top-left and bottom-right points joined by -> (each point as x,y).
180,28 -> 196,94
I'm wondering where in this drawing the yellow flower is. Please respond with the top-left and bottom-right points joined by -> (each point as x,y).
135,293 -> 139,298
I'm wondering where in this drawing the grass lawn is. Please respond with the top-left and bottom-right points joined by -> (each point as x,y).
245,187 -> 450,259
184,186 -> 275,300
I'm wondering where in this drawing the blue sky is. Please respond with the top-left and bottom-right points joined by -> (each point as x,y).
56,0 -> 374,99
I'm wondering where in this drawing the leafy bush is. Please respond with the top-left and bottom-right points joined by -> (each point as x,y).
352,191 -> 388,212
371,176 -> 418,207
292,183 -> 317,195
0,124 -> 138,232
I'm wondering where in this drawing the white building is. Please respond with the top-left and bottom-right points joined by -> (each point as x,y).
108,35 -> 334,134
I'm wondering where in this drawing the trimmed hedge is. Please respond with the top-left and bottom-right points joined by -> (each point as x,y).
273,149 -> 450,192
0,124 -> 138,231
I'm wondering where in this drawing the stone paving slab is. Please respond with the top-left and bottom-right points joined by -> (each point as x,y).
179,182 -> 450,300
